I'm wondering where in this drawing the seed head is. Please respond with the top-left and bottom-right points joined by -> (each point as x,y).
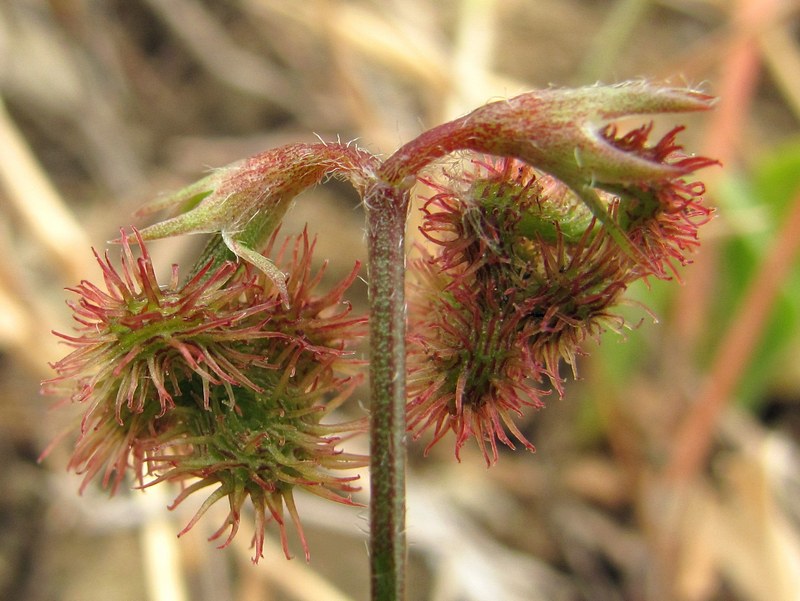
407,122 -> 716,462
43,228 -> 367,562
407,253 -> 547,465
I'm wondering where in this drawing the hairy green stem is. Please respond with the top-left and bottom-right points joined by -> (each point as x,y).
365,180 -> 409,601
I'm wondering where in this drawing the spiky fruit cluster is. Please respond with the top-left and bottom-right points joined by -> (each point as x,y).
43,229 -> 367,562
407,122 -> 717,465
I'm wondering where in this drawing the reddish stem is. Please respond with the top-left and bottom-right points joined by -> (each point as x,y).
667,187 -> 800,481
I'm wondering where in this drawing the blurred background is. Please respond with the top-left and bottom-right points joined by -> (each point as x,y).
2,0 -> 800,600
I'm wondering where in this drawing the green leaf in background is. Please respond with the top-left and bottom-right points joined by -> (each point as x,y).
711,138 -> 800,408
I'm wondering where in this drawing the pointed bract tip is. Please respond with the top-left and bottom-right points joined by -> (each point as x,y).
592,82 -> 717,120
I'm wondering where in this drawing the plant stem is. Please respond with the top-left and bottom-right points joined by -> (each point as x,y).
365,180 -> 409,601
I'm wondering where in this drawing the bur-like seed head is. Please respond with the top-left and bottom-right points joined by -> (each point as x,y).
407,254 -> 547,465
44,229 -> 275,491
43,228 -> 367,562
407,113 -> 717,463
